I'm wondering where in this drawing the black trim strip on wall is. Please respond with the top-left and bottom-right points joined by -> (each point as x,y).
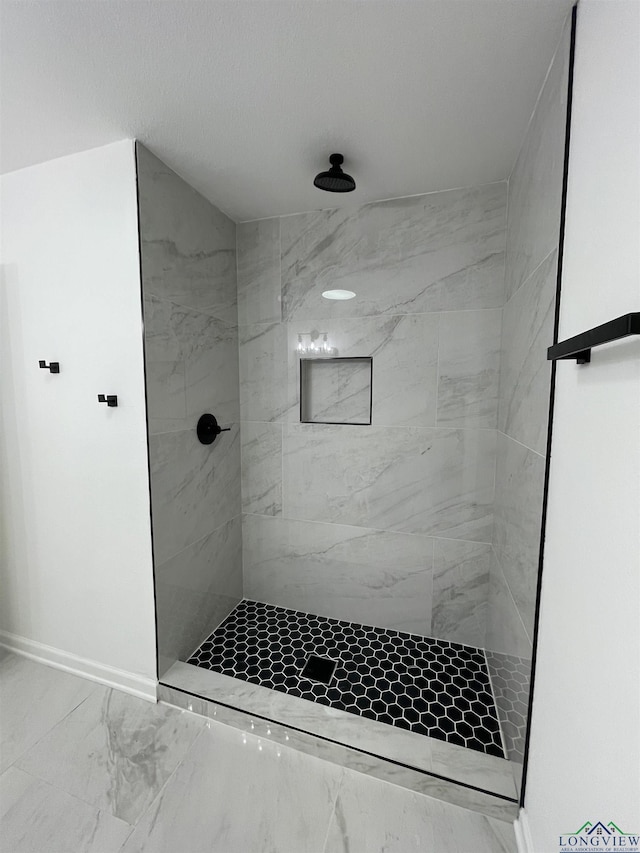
159,680 -> 518,804
519,3 -> 578,809
133,141 -> 161,683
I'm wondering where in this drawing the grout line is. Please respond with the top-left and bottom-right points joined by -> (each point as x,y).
506,11 -> 571,182
238,180 -> 509,224
237,304 -> 507,330
496,429 -> 546,460
241,511 -> 494,548
156,512 -> 243,569
320,769 -> 346,853
240,417 -> 500,434
9,765 -> 137,836
504,246 -> 559,307
6,683 -> 99,777
490,546 -> 533,653
434,314 -> 441,428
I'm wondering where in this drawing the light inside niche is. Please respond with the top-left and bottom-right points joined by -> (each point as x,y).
322,289 -> 356,300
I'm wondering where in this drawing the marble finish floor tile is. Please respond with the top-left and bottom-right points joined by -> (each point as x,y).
2,655 -> 517,852
16,684 -> 204,824
188,599 -> 504,758
120,722 -> 343,853
0,766 -> 132,853
158,675 -> 517,806
323,767 -> 516,853
0,653 -> 96,773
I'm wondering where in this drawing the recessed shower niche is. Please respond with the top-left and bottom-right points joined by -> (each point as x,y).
300,357 -> 373,425
138,4 -> 573,817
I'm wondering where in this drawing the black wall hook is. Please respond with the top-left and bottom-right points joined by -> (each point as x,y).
197,413 -> 231,445
98,394 -> 118,408
39,360 -> 60,374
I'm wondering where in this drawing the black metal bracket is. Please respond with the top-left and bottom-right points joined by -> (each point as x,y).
39,360 -> 60,374
98,394 -> 118,407
547,312 -> 640,364
197,413 -> 231,445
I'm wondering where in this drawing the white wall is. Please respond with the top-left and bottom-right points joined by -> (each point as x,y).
522,2 -> 640,849
0,141 -> 157,698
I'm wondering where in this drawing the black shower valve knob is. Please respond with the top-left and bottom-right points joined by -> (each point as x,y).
39,360 -> 60,373
197,413 -> 230,445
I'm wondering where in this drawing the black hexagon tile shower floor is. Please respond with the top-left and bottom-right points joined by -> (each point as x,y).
187,599 -> 505,758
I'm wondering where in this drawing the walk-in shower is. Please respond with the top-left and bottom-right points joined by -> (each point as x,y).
136,8 -> 572,817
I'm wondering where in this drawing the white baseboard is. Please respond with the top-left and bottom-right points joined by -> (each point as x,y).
515,809 -> 535,853
0,630 -> 157,702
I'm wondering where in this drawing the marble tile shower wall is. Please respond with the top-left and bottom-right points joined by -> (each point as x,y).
487,14 -> 572,779
136,144 -> 242,678
237,182 -> 508,649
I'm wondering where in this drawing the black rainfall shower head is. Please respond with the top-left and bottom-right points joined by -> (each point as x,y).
313,153 -> 356,193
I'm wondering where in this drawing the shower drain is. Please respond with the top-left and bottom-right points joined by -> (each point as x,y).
301,654 -> 338,684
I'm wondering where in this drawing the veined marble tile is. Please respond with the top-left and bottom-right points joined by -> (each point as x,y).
431,539 -> 491,648
282,423 -> 496,541
300,357 -> 372,424
155,516 -> 243,677
0,654 -> 96,773
237,218 -> 282,325
323,768 -> 516,853
137,144 -> 237,324
288,313 -> 439,427
437,309 -> 502,428
486,553 -> 532,660
324,768 -> 435,852
16,685 -> 204,825
159,681 -> 518,820
493,433 -> 545,639
428,796 -> 517,853
280,183 -> 507,321
499,250 -> 556,455
486,650 -> 531,772
145,360 -> 187,434
242,514 -> 433,634
504,19 -> 570,298
162,661 -> 434,774
241,421 -> 283,516
322,749 -> 517,822
120,720 -> 342,853
149,424 -> 241,564
0,767 -> 132,853
239,322 -> 292,422
429,737 -> 516,800
144,294 -> 239,433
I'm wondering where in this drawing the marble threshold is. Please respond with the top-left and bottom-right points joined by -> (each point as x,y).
159,661 -> 519,823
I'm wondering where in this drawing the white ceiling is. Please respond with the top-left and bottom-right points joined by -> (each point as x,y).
1,0 -> 573,222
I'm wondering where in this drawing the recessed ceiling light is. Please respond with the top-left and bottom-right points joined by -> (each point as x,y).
322,289 -> 356,300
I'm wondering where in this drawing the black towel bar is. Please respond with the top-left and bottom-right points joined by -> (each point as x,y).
547,312 -> 640,364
